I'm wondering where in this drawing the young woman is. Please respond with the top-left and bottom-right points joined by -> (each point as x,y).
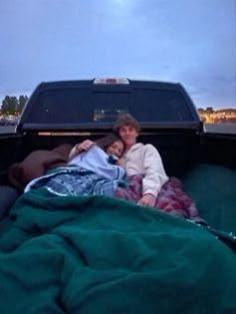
67,133 -> 125,182
69,133 -> 124,161
25,134 -> 126,197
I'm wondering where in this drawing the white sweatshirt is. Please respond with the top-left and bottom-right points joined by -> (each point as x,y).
123,143 -> 168,197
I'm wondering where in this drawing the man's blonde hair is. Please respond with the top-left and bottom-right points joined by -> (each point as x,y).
113,113 -> 141,133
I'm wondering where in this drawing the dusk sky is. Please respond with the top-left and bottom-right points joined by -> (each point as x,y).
0,0 -> 235,109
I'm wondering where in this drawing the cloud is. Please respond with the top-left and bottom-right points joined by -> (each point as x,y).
0,0 -> 235,108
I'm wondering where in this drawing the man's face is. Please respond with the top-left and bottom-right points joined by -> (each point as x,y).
119,125 -> 138,149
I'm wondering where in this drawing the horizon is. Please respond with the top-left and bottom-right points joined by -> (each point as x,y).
0,0 -> 235,110
0,79 -> 235,111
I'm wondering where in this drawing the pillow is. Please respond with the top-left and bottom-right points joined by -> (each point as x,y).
8,144 -> 73,190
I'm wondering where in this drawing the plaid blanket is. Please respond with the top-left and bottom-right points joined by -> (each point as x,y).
25,168 -> 204,224
115,175 -> 205,223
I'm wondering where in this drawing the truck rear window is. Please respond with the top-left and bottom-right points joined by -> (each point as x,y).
25,87 -> 196,124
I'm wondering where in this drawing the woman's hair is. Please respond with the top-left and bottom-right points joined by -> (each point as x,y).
113,113 -> 141,133
95,133 -> 123,152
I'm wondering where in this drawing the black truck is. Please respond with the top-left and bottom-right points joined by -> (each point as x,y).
0,78 -> 235,313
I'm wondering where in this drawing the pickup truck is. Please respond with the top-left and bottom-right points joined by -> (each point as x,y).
0,78 -> 235,314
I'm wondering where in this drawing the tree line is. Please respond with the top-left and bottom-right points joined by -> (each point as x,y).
1,95 -> 29,115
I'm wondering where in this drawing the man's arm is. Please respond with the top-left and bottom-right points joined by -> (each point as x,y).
138,144 -> 168,207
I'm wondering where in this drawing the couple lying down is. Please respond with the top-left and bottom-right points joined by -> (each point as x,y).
25,114 -> 205,223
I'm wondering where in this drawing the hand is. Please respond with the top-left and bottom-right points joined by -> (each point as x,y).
69,140 -> 94,159
76,140 -> 94,152
116,157 -> 125,167
138,194 -> 156,207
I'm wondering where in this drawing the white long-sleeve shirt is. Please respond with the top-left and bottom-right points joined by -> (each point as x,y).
123,143 -> 168,197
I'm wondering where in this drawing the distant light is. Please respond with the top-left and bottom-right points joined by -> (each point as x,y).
93,78 -> 130,85
38,132 -> 92,136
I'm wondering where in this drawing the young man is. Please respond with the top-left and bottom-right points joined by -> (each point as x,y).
113,113 -> 169,207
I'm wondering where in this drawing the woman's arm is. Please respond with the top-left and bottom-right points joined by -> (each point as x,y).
68,140 -> 95,160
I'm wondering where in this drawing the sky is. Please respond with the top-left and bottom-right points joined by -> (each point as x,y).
0,0 -> 235,109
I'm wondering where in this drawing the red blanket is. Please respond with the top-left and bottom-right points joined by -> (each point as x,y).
115,175 -> 205,224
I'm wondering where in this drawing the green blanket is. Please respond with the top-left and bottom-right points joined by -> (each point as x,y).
0,189 -> 235,314
183,164 -> 236,233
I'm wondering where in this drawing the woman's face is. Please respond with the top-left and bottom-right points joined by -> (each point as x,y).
106,140 -> 124,158
118,125 -> 138,149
